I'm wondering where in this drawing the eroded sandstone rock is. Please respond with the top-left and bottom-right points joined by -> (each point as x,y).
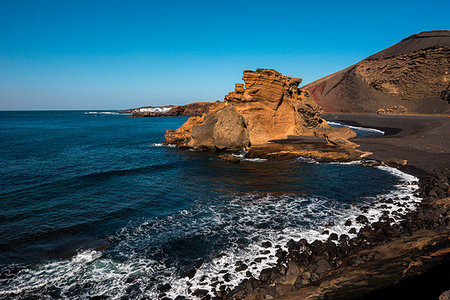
165,69 -> 327,149
164,104 -> 249,150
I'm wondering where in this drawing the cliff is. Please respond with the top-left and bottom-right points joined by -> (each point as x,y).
302,30 -> 450,114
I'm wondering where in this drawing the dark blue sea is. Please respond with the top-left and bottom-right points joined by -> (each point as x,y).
0,111 -> 419,299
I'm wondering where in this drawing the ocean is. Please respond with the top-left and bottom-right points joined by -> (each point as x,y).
0,111 -> 420,299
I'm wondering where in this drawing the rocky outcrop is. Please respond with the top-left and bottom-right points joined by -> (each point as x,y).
303,30 -> 450,114
120,102 -> 217,117
165,69 -> 329,150
377,105 -> 408,115
441,83 -> 450,104
165,102 -> 219,117
224,69 -> 325,144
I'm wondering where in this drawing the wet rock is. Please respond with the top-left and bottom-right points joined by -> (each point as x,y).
321,230 -> 330,235
259,268 -> 282,284
235,263 -> 248,272
383,158 -> 407,169
261,241 -> 272,248
217,154 -> 240,163
227,286 -> 245,298
339,234 -> 350,244
349,227 -> 357,234
329,233 -> 339,241
254,257 -> 267,263
310,240 -> 326,255
362,160 -> 382,167
126,283 -> 141,295
157,284 -> 171,293
192,289 -> 209,298
344,219 -> 352,226
356,215 -> 369,224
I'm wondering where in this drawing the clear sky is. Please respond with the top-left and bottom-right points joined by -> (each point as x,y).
0,0 -> 449,110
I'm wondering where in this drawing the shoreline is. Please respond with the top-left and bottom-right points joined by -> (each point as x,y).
218,114 -> 449,300
146,113 -> 449,299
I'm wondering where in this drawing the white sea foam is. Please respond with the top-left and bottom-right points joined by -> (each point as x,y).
84,111 -> 122,115
150,143 -> 176,148
232,152 -> 267,162
327,121 -> 385,135
296,156 -> 319,164
241,158 -> 268,162
0,164 -> 420,300
138,107 -> 171,113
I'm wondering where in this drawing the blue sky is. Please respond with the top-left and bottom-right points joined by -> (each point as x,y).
0,0 -> 449,110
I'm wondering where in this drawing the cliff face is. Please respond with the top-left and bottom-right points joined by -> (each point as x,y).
303,30 -> 450,114
164,69 -> 327,150
224,69 -> 325,144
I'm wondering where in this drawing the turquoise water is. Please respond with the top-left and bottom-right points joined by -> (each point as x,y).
0,111 -> 410,299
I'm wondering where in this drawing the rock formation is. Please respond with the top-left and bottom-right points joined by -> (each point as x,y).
303,30 -> 450,114
119,101 -> 217,117
164,69 -> 328,150
377,105 -> 408,115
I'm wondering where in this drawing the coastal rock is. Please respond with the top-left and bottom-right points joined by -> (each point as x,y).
190,105 -> 250,150
164,104 -> 249,150
314,126 -> 359,149
377,105 -> 408,115
165,69 -> 328,149
121,101 -> 218,117
225,69 -> 326,144
383,158 -> 407,169
217,154 -> 240,163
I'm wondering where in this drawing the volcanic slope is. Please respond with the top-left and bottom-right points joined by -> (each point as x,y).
302,30 -> 450,114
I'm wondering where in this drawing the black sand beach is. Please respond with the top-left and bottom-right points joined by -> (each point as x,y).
325,113 -> 450,174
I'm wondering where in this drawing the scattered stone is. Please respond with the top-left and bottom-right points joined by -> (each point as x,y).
383,158 -> 407,169
261,241 -> 272,248
329,233 -> 339,241
217,154 -> 240,163
235,263 -> 248,272
192,289 -> 209,298
356,215 -> 369,224
157,284 -> 171,293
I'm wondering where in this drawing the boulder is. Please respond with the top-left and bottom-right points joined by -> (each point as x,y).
165,104 -> 250,150
217,154 -> 240,163
383,158 -> 408,169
